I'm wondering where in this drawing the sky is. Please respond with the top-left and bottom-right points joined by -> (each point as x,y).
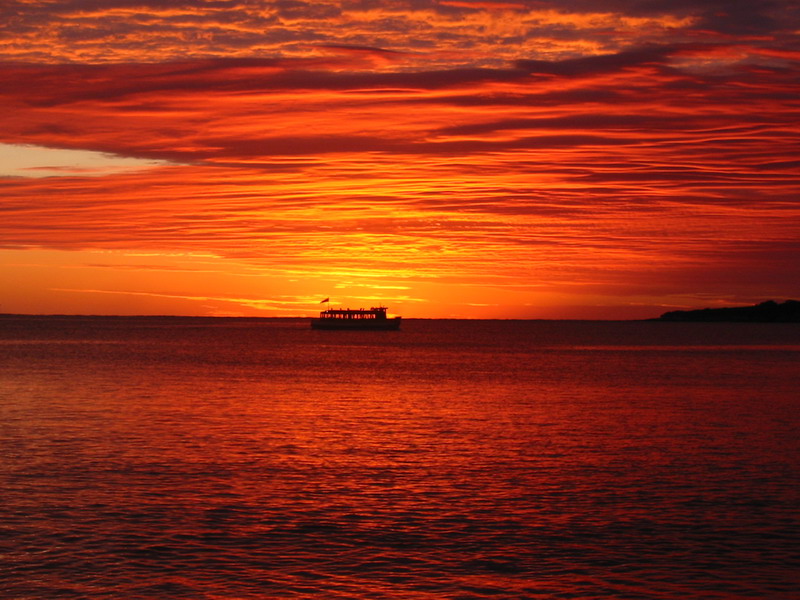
1,0 -> 799,319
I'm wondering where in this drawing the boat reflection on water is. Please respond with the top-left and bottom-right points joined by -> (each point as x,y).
311,306 -> 401,330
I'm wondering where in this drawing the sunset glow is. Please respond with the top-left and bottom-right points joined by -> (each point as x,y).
2,1 -> 799,318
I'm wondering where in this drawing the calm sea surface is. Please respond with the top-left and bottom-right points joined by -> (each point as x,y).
1,316 -> 798,599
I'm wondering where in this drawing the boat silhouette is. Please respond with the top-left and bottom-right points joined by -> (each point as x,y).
311,306 -> 401,330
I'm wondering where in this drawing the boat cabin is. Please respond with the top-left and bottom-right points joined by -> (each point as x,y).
311,306 -> 401,330
318,307 -> 390,321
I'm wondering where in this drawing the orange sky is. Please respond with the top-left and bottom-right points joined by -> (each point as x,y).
1,0 -> 799,318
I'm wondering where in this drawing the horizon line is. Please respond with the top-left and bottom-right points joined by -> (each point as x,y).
0,312 -> 653,322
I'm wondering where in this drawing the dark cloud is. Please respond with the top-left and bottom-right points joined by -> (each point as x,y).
2,61 -> 531,107
639,0 -> 785,34
516,45 -> 680,76
1,43 -> 689,109
275,0 -> 341,20
315,43 -> 408,56
539,0 -> 790,33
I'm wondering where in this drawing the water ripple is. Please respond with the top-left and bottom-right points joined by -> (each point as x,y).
1,318 -> 798,598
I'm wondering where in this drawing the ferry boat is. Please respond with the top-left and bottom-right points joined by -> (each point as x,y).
311,306 -> 401,330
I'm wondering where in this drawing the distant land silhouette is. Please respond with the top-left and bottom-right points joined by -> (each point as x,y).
657,300 -> 800,322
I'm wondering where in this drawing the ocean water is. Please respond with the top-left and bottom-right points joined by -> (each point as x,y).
1,316 -> 798,599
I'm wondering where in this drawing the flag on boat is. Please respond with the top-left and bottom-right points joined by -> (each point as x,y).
320,298 -> 329,303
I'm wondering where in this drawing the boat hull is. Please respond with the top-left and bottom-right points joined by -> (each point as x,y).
311,317 -> 401,330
